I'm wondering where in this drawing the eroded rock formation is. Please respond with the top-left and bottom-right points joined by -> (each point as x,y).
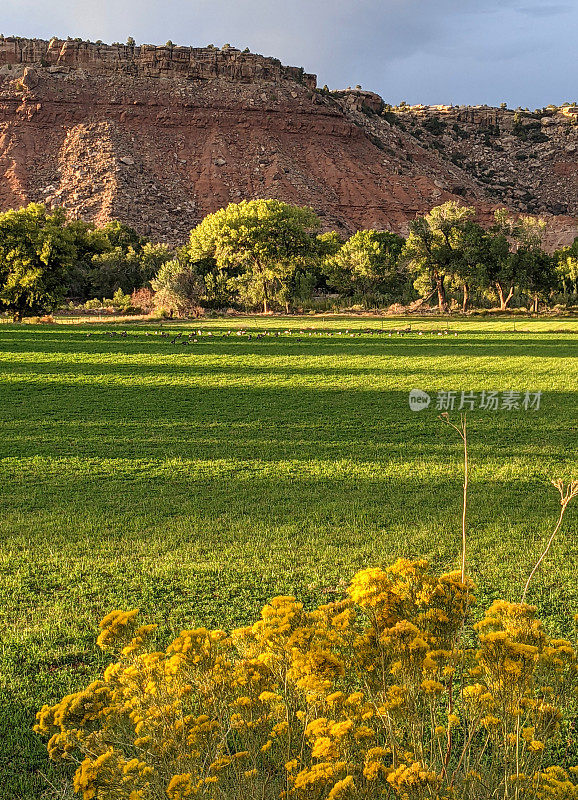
0,36 -> 576,248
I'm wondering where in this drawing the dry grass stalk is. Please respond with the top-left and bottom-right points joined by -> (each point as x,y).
521,478 -> 578,603
438,412 -> 468,583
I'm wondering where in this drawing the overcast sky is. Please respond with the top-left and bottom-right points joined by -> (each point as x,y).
3,0 -> 577,108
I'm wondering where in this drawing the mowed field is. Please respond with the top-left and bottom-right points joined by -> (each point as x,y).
0,316 -> 577,798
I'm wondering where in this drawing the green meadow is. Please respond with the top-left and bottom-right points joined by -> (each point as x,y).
0,315 -> 576,798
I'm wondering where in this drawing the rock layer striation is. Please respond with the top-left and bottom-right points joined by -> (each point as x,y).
0,36 -> 576,247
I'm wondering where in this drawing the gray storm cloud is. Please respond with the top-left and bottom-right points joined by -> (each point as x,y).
2,0 -> 577,107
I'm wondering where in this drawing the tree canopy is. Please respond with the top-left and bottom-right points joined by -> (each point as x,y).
402,201 -> 476,312
182,199 -> 321,312
0,200 -> 570,318
0,204 -> 76,320
325,229 -> 406,301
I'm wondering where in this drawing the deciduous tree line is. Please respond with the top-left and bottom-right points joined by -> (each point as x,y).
1,200 -> 577,319
0,204 -> 172,320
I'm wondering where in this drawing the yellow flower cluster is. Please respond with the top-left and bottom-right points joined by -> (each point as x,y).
72,748 -> 154,800
34,561 -> 578,800
97,609 -> 159,656
387,761 -> 440,797
512,766 -> 578,799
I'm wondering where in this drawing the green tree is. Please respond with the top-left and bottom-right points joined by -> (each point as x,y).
138,242 -> 174,280
402,202 -> 475,312
0,204 -> 75,320
513,217 -> 554,312
151,259 -> 205,316
481,210 -> 518,310
182,200 -> 320,313
554,239 -> 578,298
520,247 -> 555,312
449,220 -> 491,312
286,231 -> 344,306
98,220 -> 144,251
172,248 -> 234,310
65,219 -> 113,298
88,244 -> 172,298
66,220 -> 172,300
325,229 -> 405,304
487,211 -> 554,311
316,231 -> 344,259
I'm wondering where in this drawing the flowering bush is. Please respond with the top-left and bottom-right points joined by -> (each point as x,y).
35,560 -> 578,800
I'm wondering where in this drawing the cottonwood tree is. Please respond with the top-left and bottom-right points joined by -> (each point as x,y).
88,244 -> 172,299
515,253 -> 555,313
488,210 -> 554,311
555,239 -> 578,299
402,201 -> 475,312
274,231 -> 345,307
316,231 -> 344,259
0,204 -> 75,320
514,216 -> 556,312
479,219 -> 515,310
64,219 -> 113,298
325,229 -> 405,303
449,220 -> 490,312
182,200 -> 320,313
66,220 -> 173,300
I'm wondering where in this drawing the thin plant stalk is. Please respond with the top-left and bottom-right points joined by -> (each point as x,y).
521,479 -> 578,603
437,411 -> 468,784
439,412 -> 468,583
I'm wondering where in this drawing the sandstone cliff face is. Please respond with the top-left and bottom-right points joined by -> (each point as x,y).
0,36 -> 576,248
0,37 -> 317,87
381,104 -> 578,234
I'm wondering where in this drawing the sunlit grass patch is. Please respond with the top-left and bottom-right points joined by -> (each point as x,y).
0,318 -> 576,798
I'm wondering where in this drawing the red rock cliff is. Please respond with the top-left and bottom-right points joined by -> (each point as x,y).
0,36 -> 576,248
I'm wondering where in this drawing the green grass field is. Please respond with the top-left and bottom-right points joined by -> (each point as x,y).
0,316 -> 577,798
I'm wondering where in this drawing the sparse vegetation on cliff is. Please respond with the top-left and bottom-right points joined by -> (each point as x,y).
1,35 -> 576,241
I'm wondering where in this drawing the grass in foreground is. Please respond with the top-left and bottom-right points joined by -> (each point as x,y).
0,316 -> 576,798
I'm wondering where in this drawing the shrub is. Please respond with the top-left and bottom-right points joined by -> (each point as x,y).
131,288 -> 155,314
151,260 -> 206,317
112,288 -> 132,311
28,314 -> 55,324
422,116 -> 446,136
35,561 -> 578,800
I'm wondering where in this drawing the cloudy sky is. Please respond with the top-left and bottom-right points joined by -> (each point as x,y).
3,0 -> 577,108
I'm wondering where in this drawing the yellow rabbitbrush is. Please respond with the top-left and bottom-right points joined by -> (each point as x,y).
35,560 -> 578,800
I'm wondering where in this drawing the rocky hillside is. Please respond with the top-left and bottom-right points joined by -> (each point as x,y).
0,36 -> 576,247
